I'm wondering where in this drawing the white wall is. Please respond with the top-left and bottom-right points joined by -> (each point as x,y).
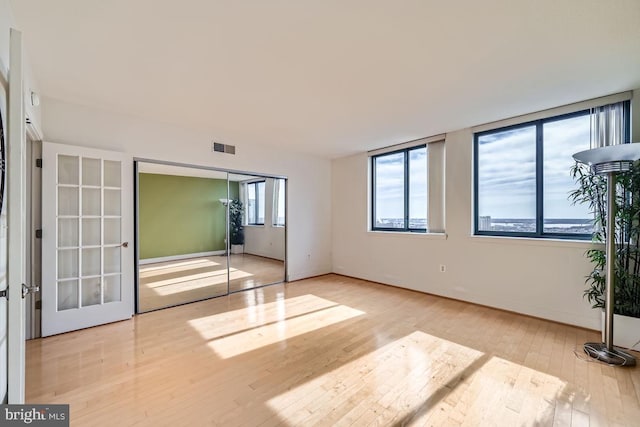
42,97 -> 331,281
0,1 -> 42,135
332,122 -> 612,331
243,178 -> 286,261
244,224 -> 285,260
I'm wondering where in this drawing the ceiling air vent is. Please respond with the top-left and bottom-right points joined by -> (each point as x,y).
212,142 -> 236,155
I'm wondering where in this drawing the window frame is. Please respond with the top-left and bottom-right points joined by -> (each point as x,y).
370,144 -> 427,233
246,180 -> 266,226
473,102 -> 630,240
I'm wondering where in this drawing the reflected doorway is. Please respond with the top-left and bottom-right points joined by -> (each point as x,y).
135,161 -> 286,312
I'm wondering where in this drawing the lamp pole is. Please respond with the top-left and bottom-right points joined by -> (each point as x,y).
573,144 -> 640,366
604,171 -> 615,352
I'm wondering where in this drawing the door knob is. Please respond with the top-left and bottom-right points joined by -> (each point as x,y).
122,242 -> 129,248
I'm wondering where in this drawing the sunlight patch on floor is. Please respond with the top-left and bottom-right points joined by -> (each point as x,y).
139,258 -> 222,278
188,294 -> 342,339
265,331 -> 570,426
144,268 -> 253,296
187,294 -> 365,359
409,355 -> 569,426
206,305 -> 364,359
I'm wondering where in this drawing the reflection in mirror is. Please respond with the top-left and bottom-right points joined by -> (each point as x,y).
136,162 -> 286,312
227,174 -> 286,293
137,163 -> 230,312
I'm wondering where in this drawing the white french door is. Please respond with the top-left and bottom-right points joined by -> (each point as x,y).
41,142 -> 133,337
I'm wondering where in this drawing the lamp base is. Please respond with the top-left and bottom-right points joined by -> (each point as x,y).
583,342 -> 636,366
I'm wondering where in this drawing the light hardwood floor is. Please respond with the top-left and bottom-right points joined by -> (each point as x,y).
138,254 -> 285,312
27,275 -> 640,426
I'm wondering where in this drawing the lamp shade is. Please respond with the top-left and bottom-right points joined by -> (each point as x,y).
573,143 -> 640,175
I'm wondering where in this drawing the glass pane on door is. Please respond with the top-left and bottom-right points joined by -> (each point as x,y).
58,218 -> 78,247
58,187 -> 79,216
81,277 -> 102,307
58,249 -> 78,279
55,154 -> 125,311
81,248 -> 101,276
82,188 -> 101,216
104,190 -> 121,216
104,219 -> 121,245
104,160 -> 121,187
104,275 -> 121,303
57,280 -> 79,311
82,158 -> 101,186
82,218 -> 101,246
104,247 -> 121,275
58,155 -> 79,185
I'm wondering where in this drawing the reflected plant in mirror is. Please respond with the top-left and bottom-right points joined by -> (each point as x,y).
229,199 -> 244,245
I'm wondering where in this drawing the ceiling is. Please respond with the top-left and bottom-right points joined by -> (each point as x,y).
10,0 -> 640,158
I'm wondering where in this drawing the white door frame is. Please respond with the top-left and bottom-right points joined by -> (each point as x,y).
25,138 -> 42,340
7,28 -> 27,404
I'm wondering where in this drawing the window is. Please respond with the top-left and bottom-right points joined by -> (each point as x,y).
273,178 -> 286,226
246,181 -> 265,225
474,102 -> 630,239
371,145 -> 427,231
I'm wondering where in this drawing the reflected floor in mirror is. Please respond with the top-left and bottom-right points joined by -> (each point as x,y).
138,254 -> 285,312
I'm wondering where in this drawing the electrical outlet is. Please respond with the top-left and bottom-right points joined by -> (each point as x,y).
439,264 -> 446,273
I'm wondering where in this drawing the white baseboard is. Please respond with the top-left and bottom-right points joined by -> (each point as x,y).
139,250 -> 225,265
288,266 -> 332,282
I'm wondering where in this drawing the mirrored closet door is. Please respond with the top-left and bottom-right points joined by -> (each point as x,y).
135,161 -> 286,312
228,173 -> 286,293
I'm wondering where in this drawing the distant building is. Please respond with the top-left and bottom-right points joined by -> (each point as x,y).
479,216 -> 492,230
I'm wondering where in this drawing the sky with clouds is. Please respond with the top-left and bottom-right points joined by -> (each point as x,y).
478,114 -> 591,220
374,148 -> 426,222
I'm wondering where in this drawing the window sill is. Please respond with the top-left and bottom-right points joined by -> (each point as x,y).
367,230 -> 447,240
469,234 -> 601,249
245,224 -> 265,228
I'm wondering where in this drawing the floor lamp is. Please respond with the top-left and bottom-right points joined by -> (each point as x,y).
573,144 -> 640,366
219,198 -> 230,256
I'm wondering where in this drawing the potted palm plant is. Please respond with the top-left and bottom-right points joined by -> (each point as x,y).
229,199 -> 245,253
570,160 -> 640,349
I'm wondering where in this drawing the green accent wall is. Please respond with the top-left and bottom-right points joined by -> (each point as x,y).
139,173 -> 239,259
